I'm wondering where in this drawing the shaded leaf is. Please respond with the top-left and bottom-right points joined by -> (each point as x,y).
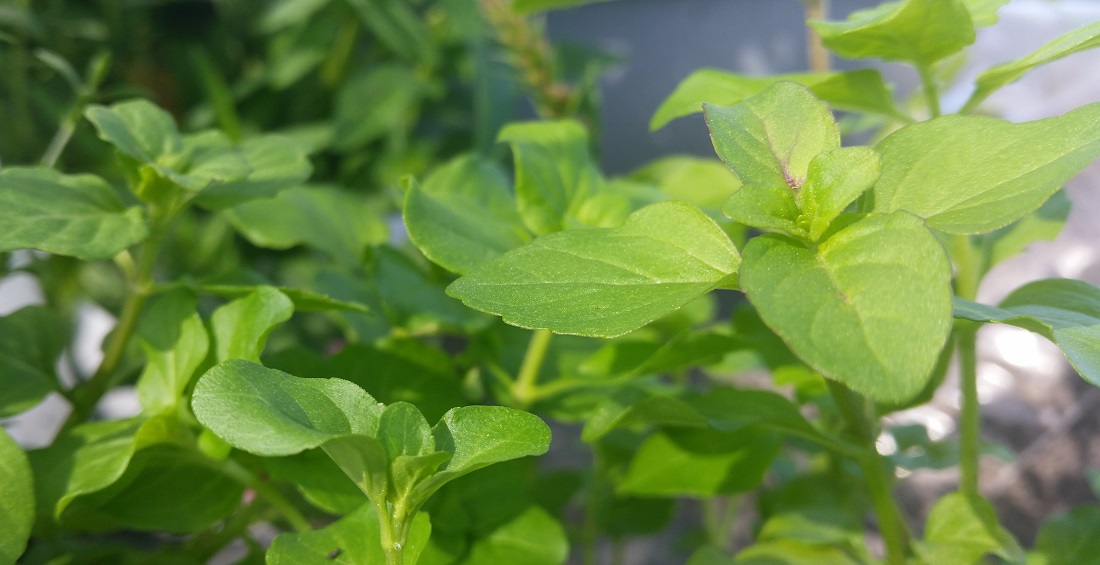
976,191 -> 1070,273
403,154 -> 530,275
199,284 -> 370,314
953,279 -> 1100,387
192,135 -> 313,209
210,286 -> 293,362
916,492 -> 1024,565
629,155 -> 741,210
652,69 -> 901,131
0,306 -> 66,417
0,427 -> 33,564
267,504 -> 431,565
0,168 -> 147,260
965,21 -> 1100,112
459,506 -> 568,565
135,290 -> 209,413
513,0 -> 614,14
1027,506 -> 1100,565
448,201 -> 740,338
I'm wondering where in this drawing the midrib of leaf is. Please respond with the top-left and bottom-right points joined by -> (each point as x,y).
808,250 -> 892,374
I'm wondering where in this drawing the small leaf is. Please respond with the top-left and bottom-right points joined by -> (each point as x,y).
617,428 -> 780,497
331,64 -> 427,151
871,103 -> 1100,234
629,156 -> 741,210
1028,506 -> 1100,565
378,402 -> 434,460
962,0 -> 1009,27
733,540 -> 864,565
498,120 -> 611,235
809,0 -> 975,66
705,82 -> 839,189
0,306 -> 66,417
408,406 -> 550,507
0,427 -> 33,564
28,418 -> 142,519
224,186 -> 388,266
460,506 -> 569,565
797,147 -> 882,241
0,168 -> 148,260
85,99 -> 184,166
191,360 -> 383,456
135,290 -> 210,413
916,492 -> 1024,565
192,135 -> 313,209
265,449 -> 365,515
965,21 -> 1100,112
403,154 -> 530,275
721,182 -> 802,237
651,69 -> 901,131
321,435 -> 390,501
267,504 -> 432,565
975,191 -> 1070,272
582,389 -> 708,443
740,212 -> 953,403
953,279 -> 1100,387
448,201 -> 740,337
210,286 -> 293,362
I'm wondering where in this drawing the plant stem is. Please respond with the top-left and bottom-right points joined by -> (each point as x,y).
826,380 -> 909,565
220,458 -> 312,533
513,328 -> 553,408
376,499 -> 404,565
803,0 -> 830,73
951,234 -> 982,495
917,63 -> 942,118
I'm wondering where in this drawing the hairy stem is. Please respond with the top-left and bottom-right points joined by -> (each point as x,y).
513,328 -> 553,408
827,380 -> 909,565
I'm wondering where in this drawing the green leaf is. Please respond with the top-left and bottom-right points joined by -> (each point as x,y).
582,389 -> 708,443
705,82 -> 839,189
809,0 -> 975,66
651,69 -> 901,131
686,388 -> 836,448
331,64 -> 427,151
916,492 -> 1023,565
192,135 -> 313,209
871,103 -> 1100,234
199,284 -> 370,314
962,0 -> 1009,27
0,306 -> 66,417
687,547 -> 735,565
403,154 -> 531,275
28,418 -> 142,520
191,360 -> 383,456
722,182 -> 802,237
344,0 -> 435,65
617,428 -> 780,497
953,279 -> 1100,387
0,168 -> 148,260
224,185 -> 388,265
0,427 -> 33,564
85,99 -> 185,166
372,245 -> 492,334
796,147 -> 882,242
975,191 -> 1070,272
740,212 -> 953,403
513,0 -> 614,15
498,120 -> 616,235
265,449 -> 365,515
210,286 -> 293,362
459,506 -> 569,565
408,406 -> 551,506
629,156 -> 741,210
64,446 -> 242,533
450,201 -> 739,337
321,435 -> 390,501
1028,506 -> 1100,565
965,21 -> 1100,112
259,0 -> 331,33
733,540 -> 864,565
379,402 -> 435,460
135,290 -> 210,413
267,503 -> 431,565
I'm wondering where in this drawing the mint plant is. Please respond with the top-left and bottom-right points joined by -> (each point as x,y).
3,1 -> 1100,564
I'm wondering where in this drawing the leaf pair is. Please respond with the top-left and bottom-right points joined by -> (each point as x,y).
191,360 -> 551,558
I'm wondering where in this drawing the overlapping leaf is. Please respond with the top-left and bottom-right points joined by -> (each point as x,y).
448,201 -> 740,337
0,168 -> 147,260
0,306 -> 66,417
809,0 -> 976,66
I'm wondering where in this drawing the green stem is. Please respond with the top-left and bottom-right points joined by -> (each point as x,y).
826,380 -> 909,565
220,458 -> 311,533
376,499 -> 403,565
917,63 -> 942,118
951,234 -> 982,495
703,496 -> 740,551
581,447 -> 608,565
40,115 -> 78,168
513,328 -> 553,408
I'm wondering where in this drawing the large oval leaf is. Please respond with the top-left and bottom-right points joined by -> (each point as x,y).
191,360 -> 383,456
871,103 -> 1100,234
740,212 -> 953,403
0,168 -> 147,260
447,201 -> 740,337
